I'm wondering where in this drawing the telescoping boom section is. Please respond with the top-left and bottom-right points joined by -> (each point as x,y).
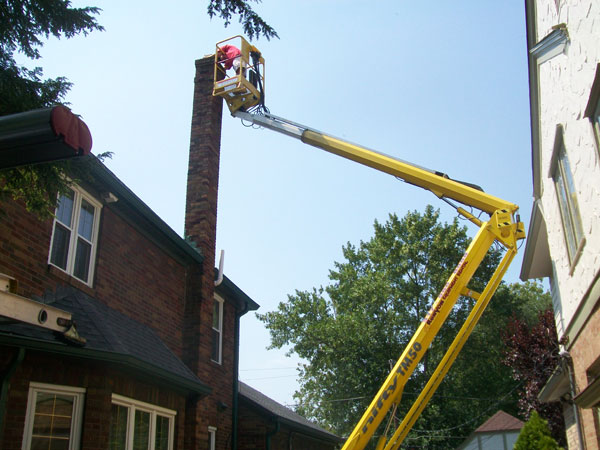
213,37 -> 526,450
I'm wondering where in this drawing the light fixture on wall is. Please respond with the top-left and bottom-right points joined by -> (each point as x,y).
101,192 -> 119,203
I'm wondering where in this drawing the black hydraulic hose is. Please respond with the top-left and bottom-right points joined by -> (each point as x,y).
250,52 -> 266,110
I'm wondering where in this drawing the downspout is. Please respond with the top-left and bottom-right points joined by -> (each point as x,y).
0,348 -> 25,443
232,298 -> 249,450
266,418 -> 280,450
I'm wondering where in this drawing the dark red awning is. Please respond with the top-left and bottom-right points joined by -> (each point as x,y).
50,105 -> 93,156
0,106 -> 93,169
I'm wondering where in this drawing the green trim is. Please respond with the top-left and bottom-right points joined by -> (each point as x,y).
0,335 -> 210,396
216,273 -> 260,313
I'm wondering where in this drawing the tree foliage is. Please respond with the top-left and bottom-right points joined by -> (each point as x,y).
0,1 -> 275,218
208,0 -> 278,40
0,0 -> 104,116
0,0 -> 105,217
258,206 -> 551,447
502,308 -> 566,446
514,411 -> 561,450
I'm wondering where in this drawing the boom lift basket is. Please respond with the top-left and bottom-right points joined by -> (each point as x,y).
213,36 -> 265,114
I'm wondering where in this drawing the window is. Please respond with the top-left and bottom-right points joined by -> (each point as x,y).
109,394 -> 176,450
550,128 -> 584,265
49,186 -> 101,285
22,383 -> 85,450
211,296 -> 224,364
584,63 -> 600,152
208,426 -> 217,450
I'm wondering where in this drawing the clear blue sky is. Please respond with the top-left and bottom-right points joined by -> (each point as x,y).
24,0 -> 533,406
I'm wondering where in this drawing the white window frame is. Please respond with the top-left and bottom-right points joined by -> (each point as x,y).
584,63 -> 600,154
549,126 -> 585,269
208,426 -> 217,450
211,295 -> 224,364
22,382 -> 86,450
48,185 -> 102,286
110,394 -> 176,450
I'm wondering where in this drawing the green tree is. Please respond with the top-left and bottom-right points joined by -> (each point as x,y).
0,0 -> 105,217
207,0 -> 278,40
514,411 -> 561,450
0,0 -> 104,116
258,206 -> 550,448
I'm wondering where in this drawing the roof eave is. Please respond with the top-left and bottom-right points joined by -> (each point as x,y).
84,158 -> 204,266
239,394 -> 341,443
0,333 -> 211,397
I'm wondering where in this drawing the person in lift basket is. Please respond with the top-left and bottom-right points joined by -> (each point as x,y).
217,44 -> 242,74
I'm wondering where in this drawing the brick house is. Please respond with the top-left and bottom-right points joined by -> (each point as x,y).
520,0 -> 600,448
0,55 -> 339,450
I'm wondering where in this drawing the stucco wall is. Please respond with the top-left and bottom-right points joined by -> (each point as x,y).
535,0 -> 600,334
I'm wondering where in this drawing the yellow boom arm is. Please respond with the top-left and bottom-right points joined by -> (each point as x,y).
213,37 -> 526,449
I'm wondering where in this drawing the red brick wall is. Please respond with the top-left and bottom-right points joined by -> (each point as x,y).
0,348 -> 187,450
93,207 -> 187,357
0,196 -> 188,358
570,303 -> 600,450
0,198 -> 55,298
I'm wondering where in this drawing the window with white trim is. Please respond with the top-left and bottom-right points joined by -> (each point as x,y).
551,129 -> 584,265
208,426 -> 217,450
22,382 -> 86,450
109,394 -> 176,450
49,186 -> 101,285
584,63 -> 600,153
211,296 -> 224,364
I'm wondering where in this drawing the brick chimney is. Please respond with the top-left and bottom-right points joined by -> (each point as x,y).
183,55 -> 227,449
185,56 -> 223,286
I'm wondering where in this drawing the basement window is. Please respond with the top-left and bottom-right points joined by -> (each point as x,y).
22,383 -> 86,450
49,186 -> 101,285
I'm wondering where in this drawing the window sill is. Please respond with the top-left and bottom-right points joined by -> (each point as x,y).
568,237 -> 586,276
48,265 -> 95,296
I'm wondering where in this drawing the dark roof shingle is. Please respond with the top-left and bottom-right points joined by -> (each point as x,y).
0,285 -> 209,395
239,381 -> 341,443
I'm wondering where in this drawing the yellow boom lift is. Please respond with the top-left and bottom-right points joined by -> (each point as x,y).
214,36 -> 526,450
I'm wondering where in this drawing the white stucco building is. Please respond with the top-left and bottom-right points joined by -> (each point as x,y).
520,0 -> 600,448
